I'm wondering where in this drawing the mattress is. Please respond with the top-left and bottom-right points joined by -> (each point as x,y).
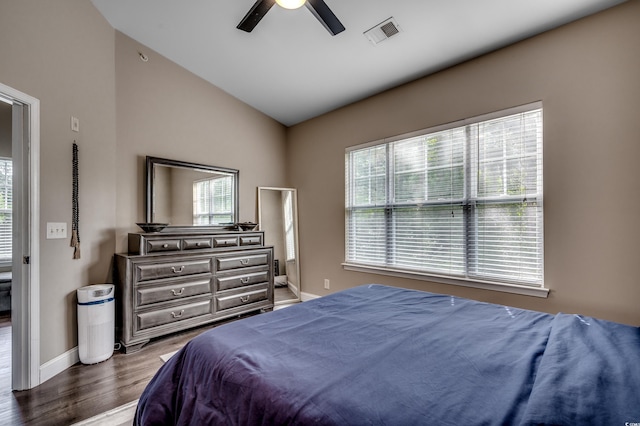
135,284 -> 640,425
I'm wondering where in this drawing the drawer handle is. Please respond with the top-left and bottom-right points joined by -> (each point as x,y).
240,277 -> 250,284
196,242 -> 201,247
171,266 -> 185,274
162,243 -> 169,248
240,259 -> 250,265
240,295 -> 251,303
171,287 -> 185,296
171,310 -> 185,319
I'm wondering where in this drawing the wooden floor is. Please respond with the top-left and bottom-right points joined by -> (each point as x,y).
0,313 -> 13,423
1,319 -> 212,425
274,285 -> 298,304
0,287 -> 300,425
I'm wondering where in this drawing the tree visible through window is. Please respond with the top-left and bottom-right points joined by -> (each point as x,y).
345,104 -> 543,287
0,158 -> 12,263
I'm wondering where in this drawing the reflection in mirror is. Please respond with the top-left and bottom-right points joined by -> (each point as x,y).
258,187 -> 301,305
146,156 -> 239,227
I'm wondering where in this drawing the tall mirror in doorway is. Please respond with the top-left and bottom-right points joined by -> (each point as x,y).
258,187 -> 301,305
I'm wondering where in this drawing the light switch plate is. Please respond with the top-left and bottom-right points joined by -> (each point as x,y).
47,222 -> 67,239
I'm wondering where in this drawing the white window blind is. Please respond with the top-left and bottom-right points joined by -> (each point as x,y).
0,158 -> 12,262
345,104 -> 543,287
193,176 -> 234,225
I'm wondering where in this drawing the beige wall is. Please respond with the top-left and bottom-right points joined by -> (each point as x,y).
0,0 -> 637,373
0,1 -> 287,366
152,164 -> 172,223
288,1 -> 640,326
0,0 -> 117,362
114,32 -> 287,252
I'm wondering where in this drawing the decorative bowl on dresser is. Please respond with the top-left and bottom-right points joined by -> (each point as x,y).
114,229 -> 274,353
135,222 -> 169,233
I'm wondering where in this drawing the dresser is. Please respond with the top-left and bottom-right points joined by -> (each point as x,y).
114,230 -> 274,353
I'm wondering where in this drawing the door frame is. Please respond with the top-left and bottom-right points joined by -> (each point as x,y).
1,82 -> 40,390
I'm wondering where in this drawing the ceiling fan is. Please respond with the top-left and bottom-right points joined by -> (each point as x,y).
237,0 -> 345,36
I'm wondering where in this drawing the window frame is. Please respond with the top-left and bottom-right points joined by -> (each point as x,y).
0,157 -> 11,266
192,175 -> 235,225
343,102 -> 548,298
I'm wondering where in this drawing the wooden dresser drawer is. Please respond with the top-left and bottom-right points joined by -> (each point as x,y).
136,278 -> 213,307
136,258 -> 212,282
183,238 -> 213,250
215,285 -> 268,312
240,234 -> 262,246
115,233 -> 273,353
217,253 -> 269,271
146,239 -> 181,253
213,236 -> 239,248
137,299 -> 213,331
129,231 -> 266,255
216,268 -> 269,292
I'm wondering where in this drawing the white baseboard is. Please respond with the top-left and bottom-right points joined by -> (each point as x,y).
40,345 -> 79,384
287,282 -> 299,295
301,291 -> 321,301
39,294 -> 322,383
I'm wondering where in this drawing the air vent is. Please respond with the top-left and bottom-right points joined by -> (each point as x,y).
364,17 -> 401,45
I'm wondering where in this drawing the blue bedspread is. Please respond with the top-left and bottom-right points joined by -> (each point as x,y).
135,284 -> 640,425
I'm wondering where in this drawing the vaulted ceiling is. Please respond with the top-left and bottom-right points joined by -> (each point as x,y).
91,0 -> 626,126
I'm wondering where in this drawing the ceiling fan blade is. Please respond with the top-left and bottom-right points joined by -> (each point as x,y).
237,0 -> 276,33
305,0 -> 345,36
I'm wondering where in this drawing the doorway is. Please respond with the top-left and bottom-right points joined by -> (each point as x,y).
0,82 -> 40,391
0,100 -> 12,395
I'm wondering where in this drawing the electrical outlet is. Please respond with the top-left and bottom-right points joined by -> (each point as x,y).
324,279 -> 330,290
46,222 -> 67,239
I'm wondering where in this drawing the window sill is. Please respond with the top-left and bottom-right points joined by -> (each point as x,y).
342,263 -> 549,298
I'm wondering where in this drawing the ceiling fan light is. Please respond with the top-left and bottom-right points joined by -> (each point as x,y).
275,0 -> 306,10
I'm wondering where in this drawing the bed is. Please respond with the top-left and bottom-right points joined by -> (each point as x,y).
135,284 -> 640,425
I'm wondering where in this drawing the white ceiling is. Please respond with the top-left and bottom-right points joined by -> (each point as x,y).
91,0 -> 626,126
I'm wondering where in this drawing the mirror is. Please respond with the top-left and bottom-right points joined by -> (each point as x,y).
258,187 -> 301,305
146,156 -> 239,228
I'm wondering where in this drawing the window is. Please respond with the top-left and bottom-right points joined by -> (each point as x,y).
0,158 -> 11,263
345,103 -> 543,289
193,175 -> 234,225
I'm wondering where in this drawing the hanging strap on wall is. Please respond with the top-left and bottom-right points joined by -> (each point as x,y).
71,141 -> 81,259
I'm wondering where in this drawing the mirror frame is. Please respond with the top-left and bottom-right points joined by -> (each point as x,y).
258,186 -> 301,304
146,156 -> 239,229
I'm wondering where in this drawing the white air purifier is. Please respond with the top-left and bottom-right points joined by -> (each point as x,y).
77,284 -> 115,364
